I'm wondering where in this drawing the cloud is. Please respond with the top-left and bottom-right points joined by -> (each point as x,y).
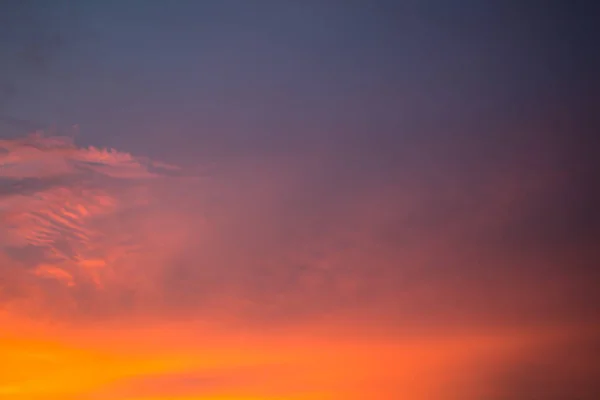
0,133 -> 173,178
0,132 -> 189,317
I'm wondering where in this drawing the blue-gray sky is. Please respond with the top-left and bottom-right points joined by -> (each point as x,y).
1,1 -> 596,160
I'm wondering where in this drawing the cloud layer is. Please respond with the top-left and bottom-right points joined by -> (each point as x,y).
0,133 -> 186,317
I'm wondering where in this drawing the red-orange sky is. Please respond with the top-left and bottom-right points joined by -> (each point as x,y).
1,1 -> 599,399
1,132 -> 598,399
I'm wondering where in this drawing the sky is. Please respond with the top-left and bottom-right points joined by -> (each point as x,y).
0,1 -> 599,399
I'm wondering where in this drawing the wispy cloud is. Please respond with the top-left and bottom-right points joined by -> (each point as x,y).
0,133 -> 188,318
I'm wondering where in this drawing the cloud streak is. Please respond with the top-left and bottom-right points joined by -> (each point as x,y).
0,133 -> 186,319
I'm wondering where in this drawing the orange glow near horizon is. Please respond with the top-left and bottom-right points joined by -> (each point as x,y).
2,310 -> 597,399
0,315 -> 564,399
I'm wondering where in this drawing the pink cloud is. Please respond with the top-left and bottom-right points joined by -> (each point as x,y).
0,133 -> 196,318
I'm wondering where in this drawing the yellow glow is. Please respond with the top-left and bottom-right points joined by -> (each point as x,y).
1,312 -> 582,400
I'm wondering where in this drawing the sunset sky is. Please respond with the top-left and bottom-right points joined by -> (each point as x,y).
1,1 -> 599,399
